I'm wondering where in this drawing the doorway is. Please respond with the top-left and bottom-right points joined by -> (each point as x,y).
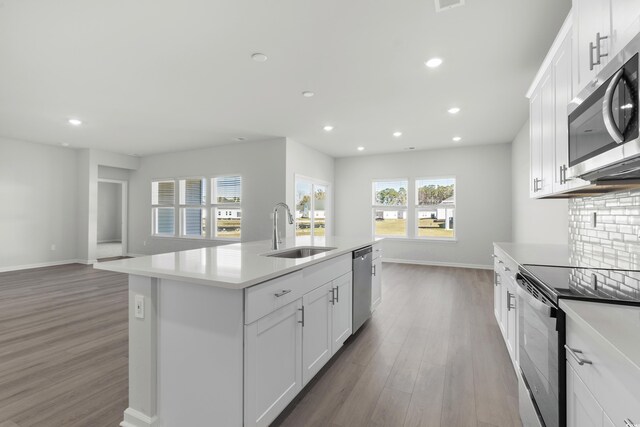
97,179 -> 128,260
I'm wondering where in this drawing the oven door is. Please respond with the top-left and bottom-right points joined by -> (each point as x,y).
568,53 -> 639,179
517,277 -> 565,427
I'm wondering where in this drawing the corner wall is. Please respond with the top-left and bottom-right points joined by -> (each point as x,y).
511,120 -> 568,244
335,143 -> 513,268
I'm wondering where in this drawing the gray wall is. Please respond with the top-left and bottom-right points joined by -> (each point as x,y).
97,182 -> 122,243
0,137 -> 78,270
335,143 -> 513,268
511,120 -> 568,244
128,139 -> 287,255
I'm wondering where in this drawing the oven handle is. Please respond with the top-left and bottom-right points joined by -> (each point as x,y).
603,67 -> 626,144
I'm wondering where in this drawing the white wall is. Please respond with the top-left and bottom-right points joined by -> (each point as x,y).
285,139 -> 335,237
128,139 -> 287,255
0,137 -> 78,270
511,120 -> 568,244
335,143 -> 513,268
97,182 -> 122,243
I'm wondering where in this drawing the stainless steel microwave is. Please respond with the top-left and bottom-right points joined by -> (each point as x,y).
568,34 -> 640,182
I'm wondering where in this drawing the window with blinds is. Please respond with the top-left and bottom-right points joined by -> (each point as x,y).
152,180 -> 176,235
212,176 -> 242,239
179,178 -> 206,237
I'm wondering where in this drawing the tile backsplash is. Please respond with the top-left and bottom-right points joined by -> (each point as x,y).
569,189 -> 640,270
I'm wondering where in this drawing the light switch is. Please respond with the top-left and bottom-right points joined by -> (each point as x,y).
135,295 -> 145,319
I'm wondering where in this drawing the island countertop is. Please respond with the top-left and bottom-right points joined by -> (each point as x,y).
93,236 -> 379,289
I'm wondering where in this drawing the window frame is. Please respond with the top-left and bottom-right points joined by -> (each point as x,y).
178,177 -> 207,239
151,179 -> 177,237
414,176 -> 456,241
371,178 -> 409,239
211,174 -> 242,241
294,174 -> 331,238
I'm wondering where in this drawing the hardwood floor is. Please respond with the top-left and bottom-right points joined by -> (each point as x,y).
0,264 -> 128,427
275,263 -> 521,427
0,262 -> 520,427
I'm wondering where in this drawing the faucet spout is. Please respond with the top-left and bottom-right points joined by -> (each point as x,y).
272,202 -> 294,250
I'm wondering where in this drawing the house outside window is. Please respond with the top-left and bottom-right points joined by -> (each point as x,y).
372,179 -> 408,238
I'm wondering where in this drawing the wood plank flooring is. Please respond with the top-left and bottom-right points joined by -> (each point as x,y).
0,264 -> 128,427
275,263 -> 522,427
0,262 -> 520,427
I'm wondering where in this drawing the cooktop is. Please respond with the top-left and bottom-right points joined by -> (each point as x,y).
519,264 -> 640,305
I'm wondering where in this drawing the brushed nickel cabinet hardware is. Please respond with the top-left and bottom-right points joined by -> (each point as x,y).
274,289 -> 292,297
624,419 -> 635,427
565,345 -> 592,365
298,306 -> 305,327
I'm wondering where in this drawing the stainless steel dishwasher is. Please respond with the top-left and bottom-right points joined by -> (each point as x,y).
352,246 -> 373,333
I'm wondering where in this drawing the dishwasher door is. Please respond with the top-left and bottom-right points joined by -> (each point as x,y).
352,246 -> 373,333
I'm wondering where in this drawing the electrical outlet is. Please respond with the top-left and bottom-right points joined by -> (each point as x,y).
135,295 -> 145,319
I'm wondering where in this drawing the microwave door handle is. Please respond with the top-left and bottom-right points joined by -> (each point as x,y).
602,68 -> 625,144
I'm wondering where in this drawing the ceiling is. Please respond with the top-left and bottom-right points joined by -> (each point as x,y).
0,0 -> 571,158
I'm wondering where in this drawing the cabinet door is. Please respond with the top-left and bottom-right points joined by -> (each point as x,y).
331,274 -> 353,355
302,282 -> 332,385
540,69 -> 555,196
573,0 -> 611,94
530,87 -> 543,198
505,283 -> 517,364
245,299 -> 303,427
372,257 -> 382,311
611,0 -> 640,57
493,270 -> 503,332
567,362 -> 604,427
553,29 -> 573,193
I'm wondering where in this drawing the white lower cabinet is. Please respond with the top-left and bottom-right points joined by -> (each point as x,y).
331,273 -> 353,355
493,249 -> 518,369
567,362 -> 606,427
372,256 -> 382,311
302,282 -> 333,385
244,299 -> 303,427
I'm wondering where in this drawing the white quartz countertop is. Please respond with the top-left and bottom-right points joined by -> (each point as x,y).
560,299 -> 640,372
93,236 -> 378,290
494,242 -> 572,267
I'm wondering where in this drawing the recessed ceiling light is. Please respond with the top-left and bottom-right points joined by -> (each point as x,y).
323,125 -> 334,131
452,136 -> 462,142
448,107 -> 461,114
68,118 -> 82,126
302,91 -> 315,98
357,146 -> 365,151
235,137 -> 247,141
393,131 -> 403,137
61,142 -> 70,147
251,53 -> 268,62
425,57 -> 443,68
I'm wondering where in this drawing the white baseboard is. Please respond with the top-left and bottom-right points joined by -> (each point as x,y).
120,408 -> 160,427
77,259 -> 98,265
382,257 -> 492,270
126,253 -> 146,258
98,239 -> 123,244
0,259 -> 86,273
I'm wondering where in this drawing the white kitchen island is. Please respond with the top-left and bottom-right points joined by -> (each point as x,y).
94,236 -> 380,427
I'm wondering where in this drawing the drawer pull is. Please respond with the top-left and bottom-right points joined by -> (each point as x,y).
565,345 -> 593,366
624,419 -> 635,427
503,266 -> 511,272
274,289 -> 292,298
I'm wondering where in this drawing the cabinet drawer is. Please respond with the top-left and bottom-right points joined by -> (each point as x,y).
302,254 -> 351,291
372,243 -> 382,260
565,315 -> 640,425
245,271 -> 304,324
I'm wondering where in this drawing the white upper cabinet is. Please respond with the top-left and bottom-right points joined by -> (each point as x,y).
611,0 -> 640,54
553,30 -> 574,193
529,68 -> 555,198
572,0 -> 611,94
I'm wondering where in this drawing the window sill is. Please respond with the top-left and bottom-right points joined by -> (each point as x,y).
374,236 -> 458,243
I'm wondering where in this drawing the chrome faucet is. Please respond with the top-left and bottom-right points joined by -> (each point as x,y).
272,202 -> 294,250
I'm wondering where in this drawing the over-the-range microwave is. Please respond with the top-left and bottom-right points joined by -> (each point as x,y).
567,33 -> 640,183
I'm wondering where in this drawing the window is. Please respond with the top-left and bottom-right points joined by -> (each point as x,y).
415,177 -> 455,239
179,178 -> 206,237
212,176 -> 242,239
295,177 -> 329,237
152,180 -> 176,236
372,180 -> 408,237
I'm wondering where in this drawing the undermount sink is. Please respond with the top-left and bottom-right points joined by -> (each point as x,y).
263,246 -> 337,259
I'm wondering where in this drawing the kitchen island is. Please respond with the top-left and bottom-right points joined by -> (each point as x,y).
94,236 -> 380,427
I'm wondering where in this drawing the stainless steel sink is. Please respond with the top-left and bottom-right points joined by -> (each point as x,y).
263,246 -> 336,259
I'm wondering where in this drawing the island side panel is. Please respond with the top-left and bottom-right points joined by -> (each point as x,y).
123,275 -> 159,427
157,279 -> 244,426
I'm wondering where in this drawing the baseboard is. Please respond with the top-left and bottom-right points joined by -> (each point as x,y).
120,408 -> 160,427
0,259 -> 86,273
77,259 -> 98,265
98,240 -> 123,244
382,258 -> 493,270
126,253 -> 146,257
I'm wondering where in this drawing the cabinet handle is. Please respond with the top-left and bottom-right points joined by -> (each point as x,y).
298,306 -> 305,327
595,32 -> 608,65
503,266 -> 511,272
372,264 -> 377,277
507,291 -> 516,311
533,178 -> 541,192
498,260 -> 504,264
336,285 -> 339,303
330,287 -> 335,305
624,419 -> 635,427
274,289 -> 292,297
589,41 -> 596,70
491,254 -> 497,259
564,345 -> 592,366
